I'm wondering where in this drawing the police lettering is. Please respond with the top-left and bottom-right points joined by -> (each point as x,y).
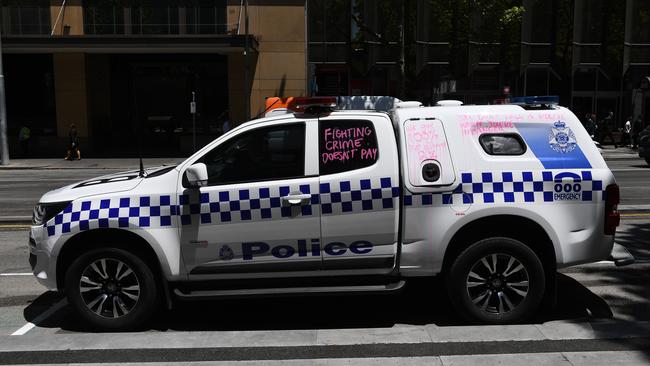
553,181 -> 582,201
241,240 -> 373,260
554,192 -> 581,201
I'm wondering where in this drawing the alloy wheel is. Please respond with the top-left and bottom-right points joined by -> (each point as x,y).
78,258 -> 141,318
465,253 -> 530,315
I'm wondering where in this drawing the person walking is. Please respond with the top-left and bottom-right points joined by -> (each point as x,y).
64,124 -> 81,160
585,113 -> 596,138
624,116 -> 632,147
18,125 -> 30,157
598,111 -> 617,148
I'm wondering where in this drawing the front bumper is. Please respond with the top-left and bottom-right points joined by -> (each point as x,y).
29,226 -> 58,290
609,242 -> 635,266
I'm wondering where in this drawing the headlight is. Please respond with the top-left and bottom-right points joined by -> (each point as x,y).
32,202 -> 71,226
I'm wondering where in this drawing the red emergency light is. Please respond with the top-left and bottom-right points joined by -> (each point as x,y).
287,97 -> 337,113
263,96 -> 338,117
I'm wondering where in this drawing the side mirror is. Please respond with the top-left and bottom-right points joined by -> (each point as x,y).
186,163 -> 208,188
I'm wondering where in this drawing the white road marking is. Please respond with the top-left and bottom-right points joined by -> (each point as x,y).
610,168 -> 650,172
0,273 -> 32,276
11,299 -> 67,336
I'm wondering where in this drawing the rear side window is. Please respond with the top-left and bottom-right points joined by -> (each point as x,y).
319,120 -> 379,175
479,134 -> 526,155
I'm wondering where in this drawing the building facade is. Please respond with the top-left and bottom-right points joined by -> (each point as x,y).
1,0 -> 306,157
308,0 -> 650,132
2,0 -> 650,157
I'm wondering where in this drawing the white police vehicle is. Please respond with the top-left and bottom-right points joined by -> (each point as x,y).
29,96 -> 631,329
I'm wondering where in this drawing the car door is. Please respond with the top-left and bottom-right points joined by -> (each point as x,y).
318,115 -> 400,272
178,119 -> 321,278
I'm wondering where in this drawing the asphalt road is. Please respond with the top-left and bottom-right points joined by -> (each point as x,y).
0,217 -> 649,364
0,151 -> 647,219
605,155 -> 650,206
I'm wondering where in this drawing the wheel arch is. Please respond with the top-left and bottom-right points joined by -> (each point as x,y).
441,214 -> 557,278
55,228 -> 169,292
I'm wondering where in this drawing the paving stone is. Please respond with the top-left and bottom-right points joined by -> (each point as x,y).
563,351 -> 650,366
440,352 -> 572,366
317,326 -> 432,345
427,324 -> 545,343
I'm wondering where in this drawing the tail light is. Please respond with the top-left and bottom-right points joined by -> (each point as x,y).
604,184 -> 620,235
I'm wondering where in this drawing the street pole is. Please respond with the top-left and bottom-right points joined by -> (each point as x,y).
191,91 -> 196,152
399,0 -> 406,100
0,29 -> 9,165
244,0 -> 250,121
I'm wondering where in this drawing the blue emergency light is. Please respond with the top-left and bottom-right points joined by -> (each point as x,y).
508,96 -> 559,105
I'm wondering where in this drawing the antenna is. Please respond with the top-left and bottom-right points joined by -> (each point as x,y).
253,97 -> 281,119
139,156 -> 146,177
131,64 -> 146,178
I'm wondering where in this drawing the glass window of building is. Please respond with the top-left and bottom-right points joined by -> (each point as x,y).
0,0 -> 50,35
83,0 -> 226,35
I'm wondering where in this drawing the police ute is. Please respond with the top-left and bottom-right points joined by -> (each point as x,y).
29,96 -> 633,330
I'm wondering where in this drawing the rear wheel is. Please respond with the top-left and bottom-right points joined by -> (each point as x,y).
446,237 -> 545,324
64,247 -> 159,330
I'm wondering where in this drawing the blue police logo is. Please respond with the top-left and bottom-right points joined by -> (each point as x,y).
219,245 -> 234,260
548,121 -> 577,153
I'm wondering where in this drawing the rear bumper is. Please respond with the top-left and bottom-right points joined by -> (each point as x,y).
609,242 -> 635,266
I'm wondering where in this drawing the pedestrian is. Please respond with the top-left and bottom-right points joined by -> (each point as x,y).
585,113 -> 596,138
632,116 -> 643,149
18,125 -> 30,157
623,116 -> 632,147
64,124 -> 81,160
598,111 -> 617,148
591,113 -> 598,138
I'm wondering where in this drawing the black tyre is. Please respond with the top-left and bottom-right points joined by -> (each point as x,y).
65,247 -> 159,330
645,157 -> 650,166
446,237 -> 545,324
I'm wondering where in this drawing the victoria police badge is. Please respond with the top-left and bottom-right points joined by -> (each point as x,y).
548,120 -> 577,153
219,245 -> 234,260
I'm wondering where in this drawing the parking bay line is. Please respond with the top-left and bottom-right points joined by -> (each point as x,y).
10,299 -> 67,336
621,213 -> 650,218
0,273 -> 32,276
0,224 -> 30,229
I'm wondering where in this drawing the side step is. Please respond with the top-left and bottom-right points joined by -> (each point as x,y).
173,280 -> 406,300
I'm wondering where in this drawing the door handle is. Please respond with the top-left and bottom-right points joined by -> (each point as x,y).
281,193 -> 311,205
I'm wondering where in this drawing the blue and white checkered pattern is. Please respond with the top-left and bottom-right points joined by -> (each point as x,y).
45,177 -> 400,236
319,177 -> 400,215
44,172 -> 602,237
46,195 -> 176,237
178,184 -> 320,225
404,170 -> 604,207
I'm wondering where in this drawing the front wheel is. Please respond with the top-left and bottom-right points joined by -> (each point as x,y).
446,237 -> 545,324
64,247 -> 160,330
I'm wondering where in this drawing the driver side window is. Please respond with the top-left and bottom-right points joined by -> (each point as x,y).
199,123 -> 305,186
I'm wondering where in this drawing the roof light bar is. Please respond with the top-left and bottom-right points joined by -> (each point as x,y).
508,96 -> 559,106
287,97 -> 337,113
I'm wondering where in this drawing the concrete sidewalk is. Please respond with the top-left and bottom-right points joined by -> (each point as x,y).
2,320 -> 650,364
0,158 -> 183,170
